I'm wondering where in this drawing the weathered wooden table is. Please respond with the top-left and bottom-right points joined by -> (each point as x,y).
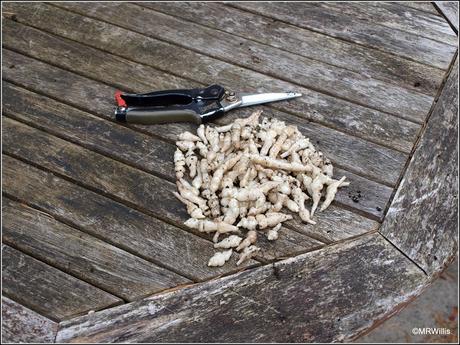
2,1 -> 458,343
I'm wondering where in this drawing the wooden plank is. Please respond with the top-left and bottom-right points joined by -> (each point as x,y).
146,2 -> 456,87
2,296 -> 58,343
287,204 -> 379,244
138,2 -> 445,97
2,155 -> 259,279
230,2 -> 456,70
45,2 -> 435,121
1,120 -> 374,255
0,114 -> 184,228
0,74 -> 178,182
2,76 -> 396,218
1,115 -> 324,259
254,226 -> 323,262
2,8 -> 423,152
1,116 -> 378,249
3,83 -> 391,224
2,245 -> 122,322
402,2 -> 441,16
380,57 -> 459,275
55,233 -> 428,343
2,49 -> 409,190
287,2 -> 456,45
435,1 -> 459,32
2,197 -> 191,301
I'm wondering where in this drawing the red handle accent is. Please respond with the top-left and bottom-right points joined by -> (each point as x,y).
114,90 -> 127,107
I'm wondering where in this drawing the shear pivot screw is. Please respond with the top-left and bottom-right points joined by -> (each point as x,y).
227,91 -> 237,102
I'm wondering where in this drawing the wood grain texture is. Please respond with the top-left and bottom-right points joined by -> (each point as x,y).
2,155 -> 259,280
56,233 -> 428,343
2,49 -> 408,190
2,86 -> 387,243
380,57 -> 459,275
288,203 -> 379,243
1,296 -> 58,343
2,197 -> 190,301
2,8 -> 422,153
1,2 -> 451,341
47,2 -> 435,121
0,120 -> 374,262
402,2 -> 440,16
435,1 -> 459,32
0,72 -> 177,181
2,245 -> 122,322
1,116 -> 324,260
141,2 -> 445,97
231,2 -> 457,70
292,2 -> 456,45
1,91 -> 379,255
2,74 -> 396,219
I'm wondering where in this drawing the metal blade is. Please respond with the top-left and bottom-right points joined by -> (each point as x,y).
239,92 -> 302,108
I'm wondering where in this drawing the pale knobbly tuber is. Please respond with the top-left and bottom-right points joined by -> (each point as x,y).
214,235 -> 243,249
267,223 -> 282,241
174,149 -> 186,179
320,176 -> 350,211
236,230 -> 257,251
208,249 -> 233,267
256,212 -> 293,229
173,192 -> 205,219
179,131 -> 201,142
237,216 -> 258,230
173,111 -> 349,267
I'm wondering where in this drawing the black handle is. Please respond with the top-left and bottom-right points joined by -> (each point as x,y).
118,85 -> 225,108
114,85 -> 227,124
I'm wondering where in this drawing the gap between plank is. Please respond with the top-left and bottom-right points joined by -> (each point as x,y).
53,227 -> 381,328
399,2 -> 442,16
2,19 -> 422,154
225,2 -> 455,46
1,195 -> 200,303
378,232 -> 428,276
3,101 -> 388,225
2,40 -> 410,185
381,49 -> 459,214
149,1 -> 448,98
1,292 -> 61,325
433,2 -> 459,35
2,236 -> 129,304
1,291 -> 65,324
3,74 -> 397,197
0,258 -> 124,324
2,186 -> 201,283
47,3 -> 427,126
222,2 -> 454,71
3,189 -> 265,300
2,146 -> 328,266
2,70 -> 173,149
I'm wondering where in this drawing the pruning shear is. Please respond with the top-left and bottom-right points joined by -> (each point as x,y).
114,84 -> 301,125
